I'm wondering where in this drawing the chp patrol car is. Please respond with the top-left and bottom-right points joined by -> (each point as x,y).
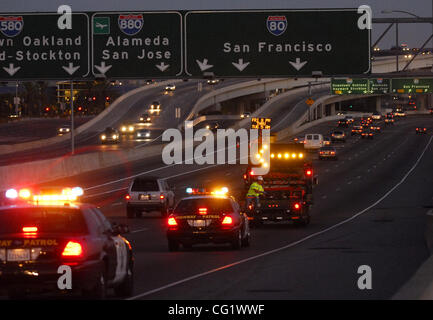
0,187 -> 134,299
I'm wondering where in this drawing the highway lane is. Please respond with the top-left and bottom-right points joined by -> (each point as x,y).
122,115 -> 432,300
0,79 -> 243,165
0,117 -> 93,144
22,113 -> 433,299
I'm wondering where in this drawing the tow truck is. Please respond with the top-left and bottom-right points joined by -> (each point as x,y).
243,143 -> 316,227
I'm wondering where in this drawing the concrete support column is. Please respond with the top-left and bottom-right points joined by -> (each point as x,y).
417,95 -> 427,111
330,103 -> 336,115
376,96 -> 382,112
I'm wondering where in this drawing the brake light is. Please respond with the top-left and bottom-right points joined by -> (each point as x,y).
62,241 -> 83,257
222,216 -> 233,225
125,194 -> 131,200
160,194 -> 165,200
22,226 -> 38,233
306,170 -> 312,176
168,217 -> 178,226
250,170 -> 255,175
198,207 -> 208,215
294,203 -> 301,210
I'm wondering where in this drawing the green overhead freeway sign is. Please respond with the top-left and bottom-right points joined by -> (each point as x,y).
332,78 -> 390,94
0,13 -> 90,80
391,78 -> 433,94
91,12 -> 183,78
185,10 -> 371,77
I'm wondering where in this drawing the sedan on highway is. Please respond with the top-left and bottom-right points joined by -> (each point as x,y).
351,126 -> 363,135
416,127 -> 428,134
100,127 -> 120,144
331,130 -> 346,142
370,125 -> 381,133
371,112 -> 382,120
240,112 -> 251,119
119,122 -> 135,134
318,146 -> 338,160
57,125 -> 71,135
139,114 -> 152,126
384,117 -> 395,125
207,79 -> 220,85
0,187 -> 134,299
136,129 -> 151,139
361,130 -> 374,139
165,84 -> 176,92
166,189 -> 250,251
337,119 -> 349,127
149,101 -> 161,114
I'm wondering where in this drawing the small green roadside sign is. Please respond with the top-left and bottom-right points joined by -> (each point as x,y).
93,17 -> 110,35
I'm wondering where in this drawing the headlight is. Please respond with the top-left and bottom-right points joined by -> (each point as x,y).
137,133 -> 141,137
140,118 -> 144,121
146,133 -> 150,137
112,135 -> 117,139
128,126 -> 134,132
121,127 -> 126,132
101,135 -> 106,140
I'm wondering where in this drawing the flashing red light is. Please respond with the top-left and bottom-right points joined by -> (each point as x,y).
168,217 -> 178,226
62,241 -> 83,257
222,216 -> 233,225
250,170 -> 255,175
125,194 -> 131,200
22,226 -> 38,233
160,194 -> 165,200
92,97 -> 96,101
198,207 -> 208,215
294,203 -> 301,210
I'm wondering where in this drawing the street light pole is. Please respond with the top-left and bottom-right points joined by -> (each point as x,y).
70,81 -> 74,155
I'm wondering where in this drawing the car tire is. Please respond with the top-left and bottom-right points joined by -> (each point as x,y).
82,270 -> 107,300
126,207 -> 135,219
241,231 -> 250,247
168,240 -> 180,252
231,230 -> 242,250
114,262 -> 134,297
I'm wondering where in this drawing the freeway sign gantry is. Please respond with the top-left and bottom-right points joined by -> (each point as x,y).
185,10 -> 371,77
0,13 -> 90,79
91,12 -> 182,78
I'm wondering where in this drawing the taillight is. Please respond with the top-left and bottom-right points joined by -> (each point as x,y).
125,194 -> 131,200
22,226 -> 38,233
198,207 -> 208,215
160,194 -> 165,200
222,216 -> 233,225
62,241 -> 83,257
305,169 -> 312,176
168,217 -> 178,226
293,203 -> 301,210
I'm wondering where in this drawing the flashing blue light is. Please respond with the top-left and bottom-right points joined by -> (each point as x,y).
186,187 -> 193,194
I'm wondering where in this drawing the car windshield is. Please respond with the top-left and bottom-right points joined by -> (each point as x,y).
0,207 -> 87,235
175,198 -> 233,215
131,179 -> 159,191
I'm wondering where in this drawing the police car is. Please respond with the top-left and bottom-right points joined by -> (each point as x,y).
0,187 -> 134,299
166,187 -> 250,251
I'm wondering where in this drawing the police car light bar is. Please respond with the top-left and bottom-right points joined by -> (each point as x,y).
5,187 -> 84,202
186,187 -> 229,195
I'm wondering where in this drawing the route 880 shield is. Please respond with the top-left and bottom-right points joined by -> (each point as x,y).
0,16 -> 24,37
118,14 -> 143,36
266,15 -> 287,36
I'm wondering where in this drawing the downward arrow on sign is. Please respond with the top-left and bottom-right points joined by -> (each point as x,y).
196,59 -> 213,71
3,63 -> 20,76
62,63 -> 80,75
94,62 -> 112,75
289,58 -> 307,71
232,59 -> 250,72
156,62 -> 169,72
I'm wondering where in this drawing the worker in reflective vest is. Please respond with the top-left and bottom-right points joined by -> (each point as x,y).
246,176 -> 265,209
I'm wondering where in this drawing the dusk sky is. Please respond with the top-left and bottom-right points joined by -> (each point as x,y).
0,0 -> 432,49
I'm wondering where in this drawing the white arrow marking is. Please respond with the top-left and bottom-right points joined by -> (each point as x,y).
196,59 -> 213,71
232,59 -> 250,72
156,62 -> 169,72
289,58 -> 307,71
62,62 -> 80,75
3,63 -> 20,76
94,61 -> 112,75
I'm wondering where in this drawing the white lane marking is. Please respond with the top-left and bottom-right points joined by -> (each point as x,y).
321,195 -> 327,199
325,169 -> 330,173
367,169 -> 371,172
130,228 -> 149,234
112,202 -> 123,206
357,176 -> 361,179
127,135 -> 433,300
336,187 -> 341,191
347,181 -> 352,185
84,186 -> 128,199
